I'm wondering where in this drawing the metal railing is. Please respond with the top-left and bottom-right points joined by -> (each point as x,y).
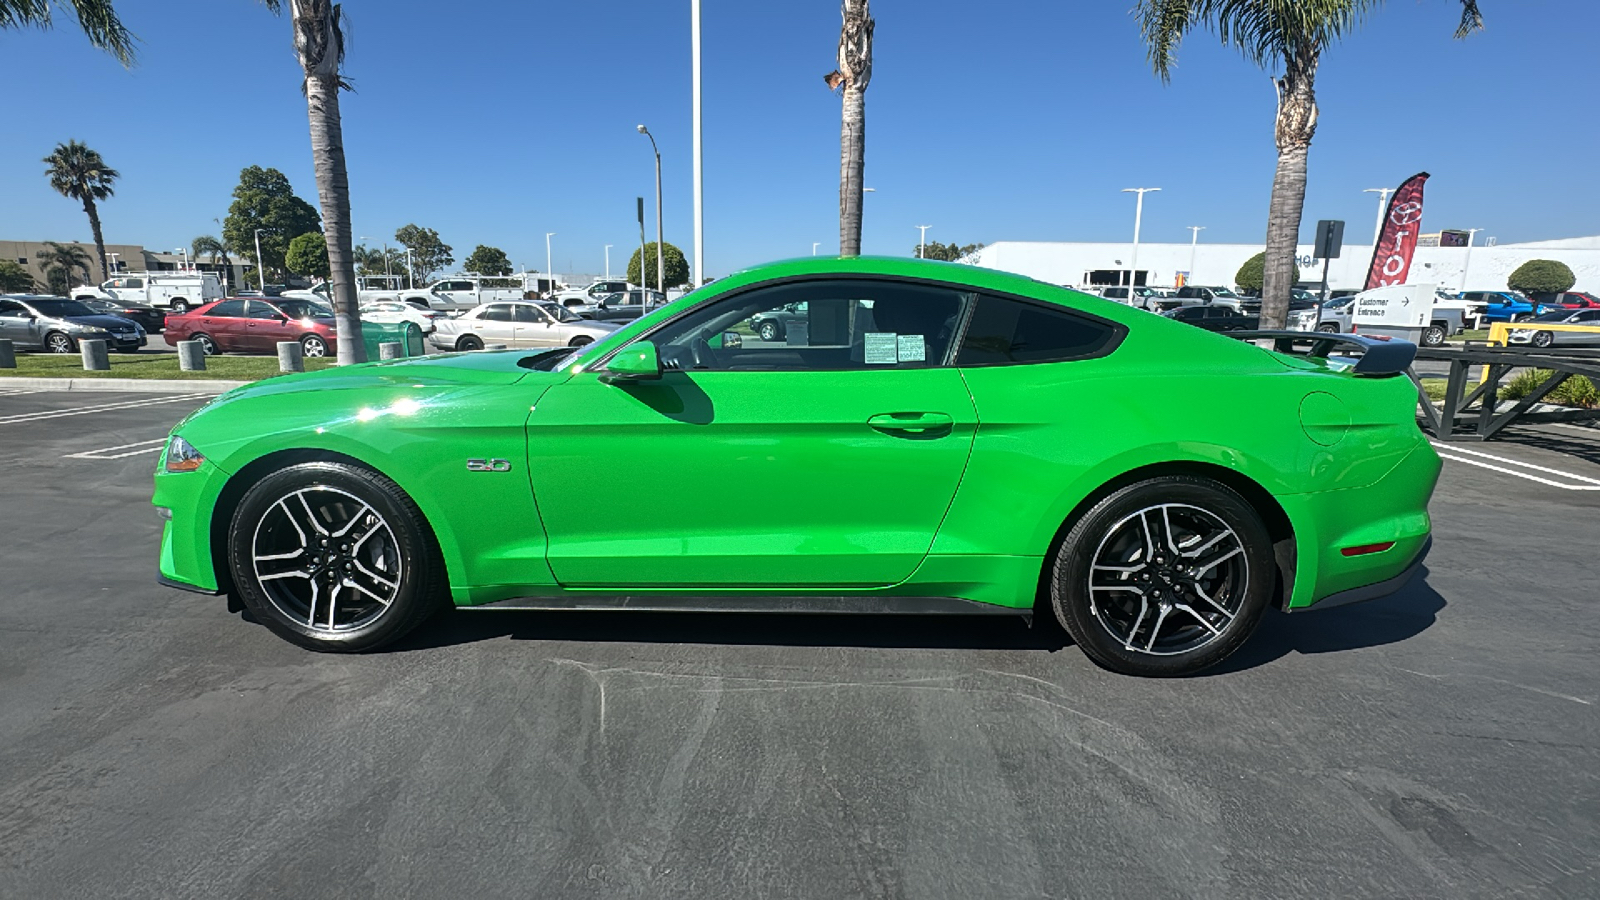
1413,343 -> 1600,441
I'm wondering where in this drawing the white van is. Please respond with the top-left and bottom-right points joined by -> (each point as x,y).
73,273 -> 224,313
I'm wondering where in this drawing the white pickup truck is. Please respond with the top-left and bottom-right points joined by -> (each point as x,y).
285,275 -> 532,314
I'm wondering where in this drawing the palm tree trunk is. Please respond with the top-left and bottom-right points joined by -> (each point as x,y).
82,196 -> 109,284
839,85 -> 865,256
1262,52 -> 1319,331
836,0 -> 873,257
304,70 -> 365,364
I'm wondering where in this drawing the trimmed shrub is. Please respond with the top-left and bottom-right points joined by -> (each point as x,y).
1507,259 -> 1576,295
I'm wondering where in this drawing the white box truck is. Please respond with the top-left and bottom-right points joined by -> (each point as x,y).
72,273 -> 224,313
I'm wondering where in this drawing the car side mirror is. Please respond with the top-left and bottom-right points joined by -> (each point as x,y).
600,342 -> 661,384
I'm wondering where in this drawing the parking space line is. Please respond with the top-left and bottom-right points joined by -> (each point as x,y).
0,393 -> 209,425
0,388 -> 42,396
1431,442 -> 1600,491
65,438 -> 169,460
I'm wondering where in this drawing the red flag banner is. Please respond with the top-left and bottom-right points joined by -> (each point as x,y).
1365,172 -> 1430,290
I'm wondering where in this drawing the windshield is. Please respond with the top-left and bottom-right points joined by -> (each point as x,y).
1531,310 -> 1575,322
276,299 -> 331,318
27,299 -> 97,318
1210,287 -> 1239,298
544,304 -> 582,323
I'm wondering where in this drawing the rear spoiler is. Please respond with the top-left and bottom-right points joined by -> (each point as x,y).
1226,330 -> 1417,376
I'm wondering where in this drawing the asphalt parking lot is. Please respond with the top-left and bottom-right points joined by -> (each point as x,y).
1,388 -> 1597,899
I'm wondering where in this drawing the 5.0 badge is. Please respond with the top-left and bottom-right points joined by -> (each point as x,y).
465,458 -> 512,472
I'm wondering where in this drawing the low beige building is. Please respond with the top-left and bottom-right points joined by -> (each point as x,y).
2,239 -> 252,293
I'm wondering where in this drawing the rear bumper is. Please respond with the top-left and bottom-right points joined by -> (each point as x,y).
1290,536 -> 1430,612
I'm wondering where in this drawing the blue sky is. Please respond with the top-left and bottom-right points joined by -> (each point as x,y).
2,0 -> 1592,279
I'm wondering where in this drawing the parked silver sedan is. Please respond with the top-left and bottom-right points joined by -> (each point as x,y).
428,300 -> 620,352
0,294 -> 148,353
1509,308 -> 1600,348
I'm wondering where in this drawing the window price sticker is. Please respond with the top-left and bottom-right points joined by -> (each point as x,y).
864,332 -> 899,364
897,334 -> 925,362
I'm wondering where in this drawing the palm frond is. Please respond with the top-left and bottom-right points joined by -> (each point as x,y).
43,139 -> 119,202
1,0 -> 139,65
1456,0 -> 1483,38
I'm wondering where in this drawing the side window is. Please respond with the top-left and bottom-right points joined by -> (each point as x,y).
0,300 -> 26,316
247,301 -> 280,320
639,278 -> 966,372
480,304 -> 513,322
208,299 -> 246,317
512,304 -> 546,323
956,294 -> 1119,365
125,278 -> 144,289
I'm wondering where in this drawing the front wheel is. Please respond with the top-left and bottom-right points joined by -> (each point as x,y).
301,334 -> 329,357
759,321 -> 781,342
568,335 -> 593,348
44,332 -> 76,353
1422,324 -> 1447,347
1532,331 -> 1554,349
1049,476 -> 1274,677
227,462 -> 446,652
1316,323 -> 1339,333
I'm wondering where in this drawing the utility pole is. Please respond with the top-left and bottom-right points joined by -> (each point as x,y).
604,244 -> 613,280
1462,228 -> 1484,289
1122,188 -> 1161,289
916,225 -> 931,259
1364,188 -> 1395,244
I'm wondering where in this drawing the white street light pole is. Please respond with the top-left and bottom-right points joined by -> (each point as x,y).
253,228 -> 267,291
175,247 -> 189,271
1462,227 -> 1485,289
812,242 -> 820,256
691,0 -> 703,287
405,248 -> 414,289
1364,188 -> 1395,244
604,245 -> 613,280
107,252 -> 119,275
636,125 -> 665,296
1187,226 -> 1206,284
916,225 -> 931,259
546,233 -> 556,294
1122,188 -> 1161,290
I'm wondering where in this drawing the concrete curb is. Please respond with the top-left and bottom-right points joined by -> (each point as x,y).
0,376 -> 247,393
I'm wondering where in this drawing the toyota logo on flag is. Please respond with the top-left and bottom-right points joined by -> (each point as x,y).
1389,201 -> 1424,226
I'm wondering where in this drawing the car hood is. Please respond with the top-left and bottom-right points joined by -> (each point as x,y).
210,349 -> 544,403
64,314 -> 142,330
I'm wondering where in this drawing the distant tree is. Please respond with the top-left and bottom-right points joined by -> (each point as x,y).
191,235 -> 232,289
1508,259 -> 1576,295
394,224 -> 453,284
915,241 -> 984,262
34,242 -> 93,295
286,232 -> 331,279
464,245 -> 513,277
222,166 -> 321,280
42,140 -> 119,282
1235,251 -> 1304,295
0,260 -> 36,293
628,242 -> 690,289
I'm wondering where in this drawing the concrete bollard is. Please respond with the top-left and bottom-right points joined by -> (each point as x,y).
482,343 -> 508,351
177,340 -> 206,371
277,341 -> 305,373
80,338 -> 110,371
0,339 -> 14,369
378,341 -> 404,360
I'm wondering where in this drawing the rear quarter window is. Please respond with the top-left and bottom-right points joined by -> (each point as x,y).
957,294 -> 1121,365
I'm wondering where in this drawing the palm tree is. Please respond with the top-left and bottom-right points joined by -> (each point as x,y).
43,141 -> 119,282
259,0 -> 364,363
0,0 -> 135,62
826,0 -> 874,257
35,242 -> 92,295
192,235 -> 233,291
1136,1 -> 1483,328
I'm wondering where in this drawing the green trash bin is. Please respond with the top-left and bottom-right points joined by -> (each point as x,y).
358,320 -> 425,360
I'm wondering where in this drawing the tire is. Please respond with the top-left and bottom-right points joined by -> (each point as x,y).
44,332 -> 76,353
170,299 -> 189,314
759,321 -> 781,342
568,335 -> 593,348
1532,331 -> 1554,349
1316,323 -> 1339,333
1422,324 -> 1447,347
456,334 -> 483,351
190,333 -> 219,355
227,462 -> 446,652
1048,475 -> 1274,677
301,334 -> 329,358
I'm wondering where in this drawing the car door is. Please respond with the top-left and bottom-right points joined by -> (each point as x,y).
469,303 -> 518,345
1573,309 -> 1600,345
528,276 -> 980,588
0,300 -> 33,345
510,303 -> 557,347
196,299 -> 248,350
241,300 -> 286,352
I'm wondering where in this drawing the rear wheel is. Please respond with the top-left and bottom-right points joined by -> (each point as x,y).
44,332 -> 76,353
190,333 -> 219,355
301,334 -> 329,357
227,462 -> 446,652
1049,476 -> 1274,677
456,334 -> 483,351
1422,324 -> 1447,347
169,299 -> 189,314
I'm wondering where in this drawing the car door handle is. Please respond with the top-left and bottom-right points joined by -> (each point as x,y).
867,412 -> 954,434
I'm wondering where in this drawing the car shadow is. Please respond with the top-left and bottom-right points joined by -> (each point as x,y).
388,608 -> 1069,654
1203,568 -> 1447,675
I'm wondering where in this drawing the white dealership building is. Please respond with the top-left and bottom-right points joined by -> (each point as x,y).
972,234 -> 1600,293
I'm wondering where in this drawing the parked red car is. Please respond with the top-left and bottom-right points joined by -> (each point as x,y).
164,297 -> 338,357
1531,291 -> 1600,310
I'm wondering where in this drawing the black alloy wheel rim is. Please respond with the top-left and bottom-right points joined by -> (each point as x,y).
251,486 -> 404,633
1087,503 -> 1249,656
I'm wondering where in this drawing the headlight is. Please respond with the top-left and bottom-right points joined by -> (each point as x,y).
81,327 -> 110,335
164,435 -> 205,473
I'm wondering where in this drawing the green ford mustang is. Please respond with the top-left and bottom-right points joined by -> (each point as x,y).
153,256 -> 1439,676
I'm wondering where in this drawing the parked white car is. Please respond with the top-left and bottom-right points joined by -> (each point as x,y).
428,300 -> 619,352
359,300 -> 442,334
